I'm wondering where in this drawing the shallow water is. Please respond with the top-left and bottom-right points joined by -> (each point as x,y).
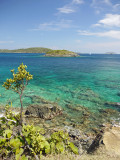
0,53 -> 120,127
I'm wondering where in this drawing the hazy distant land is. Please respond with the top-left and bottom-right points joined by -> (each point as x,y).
0,47 -> 79,57
0,47 -> 51,53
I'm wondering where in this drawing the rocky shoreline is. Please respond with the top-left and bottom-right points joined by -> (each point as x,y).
22,95 -> 120,157
0,95 -> 120,158
24,108 -> 119,154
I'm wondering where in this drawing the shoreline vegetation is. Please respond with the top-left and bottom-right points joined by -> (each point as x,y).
0,47 -> 79,57
0,104 -> 120,160
45,50 -> 79,57
0,64 -> 120,159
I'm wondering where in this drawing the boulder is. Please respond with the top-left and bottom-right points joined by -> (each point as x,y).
64,126 -> 82,139
64,126 -> 93,152
87,131 -> 104,153
25,103 -> 62,119
103,127 -> 120,156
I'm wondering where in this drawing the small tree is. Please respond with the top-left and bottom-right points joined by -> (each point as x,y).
3,63 -> 33,126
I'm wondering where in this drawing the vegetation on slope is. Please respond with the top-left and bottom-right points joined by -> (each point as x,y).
0,64 -> 78,160
46,50 -> 78,57
0,47 -> 52,53
0,48 -> 79,57
0,105 -> 78,160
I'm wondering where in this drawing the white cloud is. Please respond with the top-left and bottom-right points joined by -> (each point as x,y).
57,6 -> 75,14
78,30 -> 120,39
92,0 -> 120,13
113,3 -> 120,11
103,0 -> 112,6
57,0 -> 84,14
91,0 -> 113,14
92,0 -> 112,6
0,41 -> 14,44
78,30 -> 94,36
95,14 -> 120,27
31,19 -> 73,31
72,0 -> 84,4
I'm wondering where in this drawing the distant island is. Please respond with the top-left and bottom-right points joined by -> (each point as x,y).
0,47 -> 79,57
105,52 -> 116,54
45,49 -> 79,57
0,47 -> 51,53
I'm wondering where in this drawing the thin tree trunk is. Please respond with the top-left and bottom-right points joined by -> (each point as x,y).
20,94 -> 23,126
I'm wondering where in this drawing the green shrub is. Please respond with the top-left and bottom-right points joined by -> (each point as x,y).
0,106 -> 78,160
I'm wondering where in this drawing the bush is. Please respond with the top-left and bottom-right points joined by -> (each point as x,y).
0,106 -> 78,160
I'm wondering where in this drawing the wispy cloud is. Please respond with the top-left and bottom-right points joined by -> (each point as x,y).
78,30 -> 120,39
94,14 -> 120,27
91,0 -> 120,13
0,41 -> 14,44
92,0 -> 112,7
103,0 -> 112,6
31,19 -> 74,31
57,6 -> 75,14
57,0 -> 84,14
113,3 -> 120,11
72,0 -> 84,4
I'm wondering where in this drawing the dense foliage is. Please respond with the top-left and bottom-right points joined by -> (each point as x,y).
0,106 -> 78,160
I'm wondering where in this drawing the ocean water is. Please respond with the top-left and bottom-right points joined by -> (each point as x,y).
0,53 -> 120,127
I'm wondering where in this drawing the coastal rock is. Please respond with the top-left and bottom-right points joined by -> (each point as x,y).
72,140 -> 84,155
87,131 -> 104,153
64,126 -> 93,151
66,104 -> 90,116
99,108 -> 118,115
102,127 -> 120,156
31,96 -> 52,104
25,95 -> 52,104
104,102 -> 120,110
64,126 -> 82,139
25,103 -> 62,119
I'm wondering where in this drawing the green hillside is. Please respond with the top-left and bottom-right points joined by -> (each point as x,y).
46,49 -> 79,57
0,47 -> 52,53
0,48 -> 79,57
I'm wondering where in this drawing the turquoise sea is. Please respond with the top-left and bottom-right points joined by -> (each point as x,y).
0,53 -> 120,128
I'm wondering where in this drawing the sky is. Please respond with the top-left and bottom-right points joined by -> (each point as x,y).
0,0 -> 120,53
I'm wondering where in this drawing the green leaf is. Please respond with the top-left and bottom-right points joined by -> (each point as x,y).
21,155 -> 28,160
15,148 -> 24,160
3,129 -> 12,138
56,142 -> 65,153
50,142 -> 55,153
0,138 -> 6,144
10,138 -> 22,149
69,142 -> 78,154
26,138 -> 31,145
44,142 -> 50,154
23,131 -> 29,137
